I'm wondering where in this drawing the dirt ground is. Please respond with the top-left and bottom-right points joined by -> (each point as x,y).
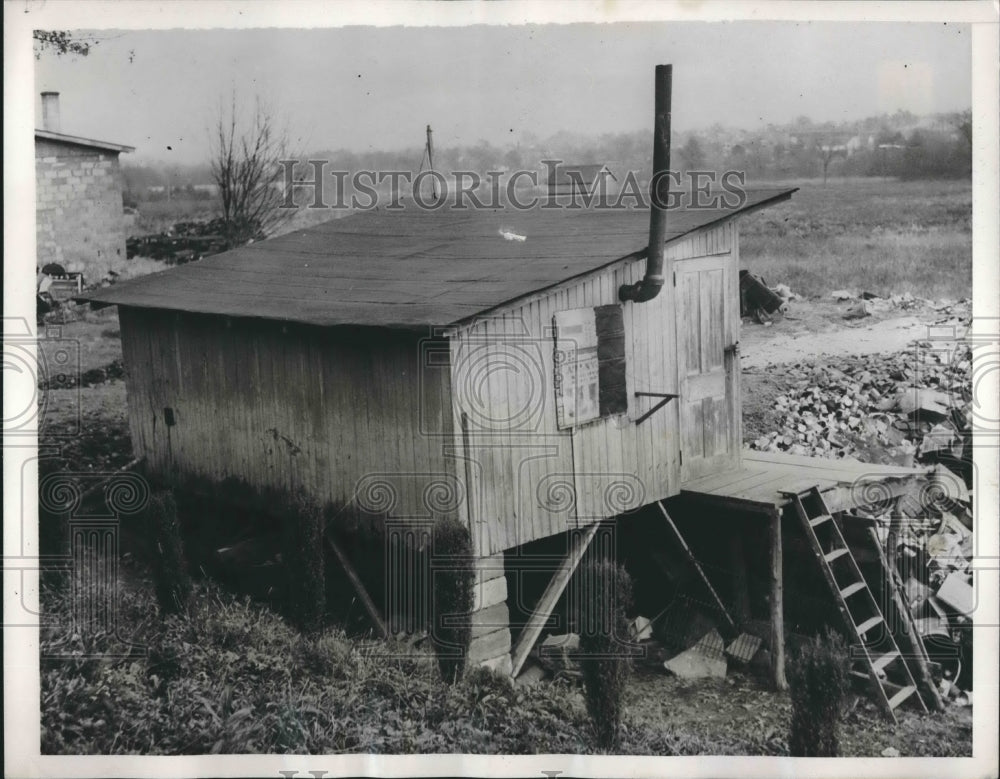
623,667 -> 972,756
739,297 -> 965,370
740,296 -> 968,444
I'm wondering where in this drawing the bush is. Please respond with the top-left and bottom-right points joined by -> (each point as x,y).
787,627 -> 850,757
278,490 -> 326,633
575,558 -> 633,750
145,490 -> 192,615
431,517 -> 474,683
169,473 -> 267,569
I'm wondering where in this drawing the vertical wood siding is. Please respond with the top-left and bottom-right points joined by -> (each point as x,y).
449,222 -> 737,556
117,220 -> 739,555
118,307 -> 457,523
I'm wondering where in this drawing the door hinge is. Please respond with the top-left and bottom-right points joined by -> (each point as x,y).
673,271 -> 677,286
679,450 -> 683,466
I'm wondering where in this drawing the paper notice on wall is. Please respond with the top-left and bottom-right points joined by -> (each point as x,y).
554,308 -> 600,429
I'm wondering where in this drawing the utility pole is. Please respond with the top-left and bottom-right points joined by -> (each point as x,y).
426,124 -> 438,202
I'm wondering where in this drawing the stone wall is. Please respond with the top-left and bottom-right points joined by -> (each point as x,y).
468,553 -> 512,674
36,138 -> 127,280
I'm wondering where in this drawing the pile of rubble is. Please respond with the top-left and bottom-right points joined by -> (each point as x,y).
829,289 -> 970,320
865,500 -> 975,702
126,217 -> 234,264
520,611 -> 769,687
749,339 -> 973,472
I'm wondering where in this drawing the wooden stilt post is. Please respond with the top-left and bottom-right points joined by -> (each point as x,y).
769,507 -> 788,691
729,527 -> 751,625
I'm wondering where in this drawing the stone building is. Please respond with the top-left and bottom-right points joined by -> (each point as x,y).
35,91 -> 134,280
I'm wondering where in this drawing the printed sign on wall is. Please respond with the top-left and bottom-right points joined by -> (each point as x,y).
554,307 -> 600,428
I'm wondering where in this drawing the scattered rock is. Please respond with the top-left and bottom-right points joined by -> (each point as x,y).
881,746 -> 901,757
630,615 -> 653,641
537,633 -> 580,677
746,339 -> 971,473
843,301 -> 872,320
514,659 -> 548,687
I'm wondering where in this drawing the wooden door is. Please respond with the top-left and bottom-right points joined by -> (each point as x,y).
674,254 -> 738,482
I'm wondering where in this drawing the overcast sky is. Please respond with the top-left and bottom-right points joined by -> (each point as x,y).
34,21 -> 971,165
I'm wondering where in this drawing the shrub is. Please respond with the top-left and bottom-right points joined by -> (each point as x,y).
145,490 -> 192,615
278,490 -> 326,633
431,517 -> 474,683
293,631 -> 356,680
169,473 -> 266,569
787,627 -> 850,757
575,558 -> 633,750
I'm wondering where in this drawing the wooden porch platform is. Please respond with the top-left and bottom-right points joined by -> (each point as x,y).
681,450 -> 931,515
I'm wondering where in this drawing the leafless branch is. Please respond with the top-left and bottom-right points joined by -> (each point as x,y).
210,92 -> 296,249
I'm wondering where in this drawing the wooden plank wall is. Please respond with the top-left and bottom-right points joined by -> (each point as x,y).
450,222 -> 736,556
118,307 -> 458,522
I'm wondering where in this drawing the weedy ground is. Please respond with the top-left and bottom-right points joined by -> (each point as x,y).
40,567 -> 972,756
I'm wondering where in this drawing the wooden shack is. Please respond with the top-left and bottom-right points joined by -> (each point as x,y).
82,187 -> 793,524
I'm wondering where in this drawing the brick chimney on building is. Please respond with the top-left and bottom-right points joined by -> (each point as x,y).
41,91 -> 61,133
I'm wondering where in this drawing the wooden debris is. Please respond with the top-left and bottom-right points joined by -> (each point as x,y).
663,629 -> 727,679
739,271 -> 785,318
935,573 -> 974,617
724,633 -> 763,664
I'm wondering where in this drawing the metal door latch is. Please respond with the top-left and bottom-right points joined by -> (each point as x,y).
633,391 -> 679,426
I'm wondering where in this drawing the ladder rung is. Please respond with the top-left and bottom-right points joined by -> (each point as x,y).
840,581 -> 867,599
825,547 -> 850,563
872,649 -> 900,673
810,514 -> 833,527
856,615 -> 883,635
887,684 -> 917,710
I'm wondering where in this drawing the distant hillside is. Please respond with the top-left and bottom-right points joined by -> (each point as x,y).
122,107 -> 971,205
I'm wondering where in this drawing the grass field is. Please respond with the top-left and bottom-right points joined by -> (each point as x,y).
739,177 -> 972,300
130,199 -> 220,235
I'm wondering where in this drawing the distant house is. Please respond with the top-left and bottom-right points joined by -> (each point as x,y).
546,163 -> 619,199
35,91 -> 134,279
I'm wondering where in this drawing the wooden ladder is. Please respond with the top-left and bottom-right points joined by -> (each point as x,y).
783,486 -> 928,723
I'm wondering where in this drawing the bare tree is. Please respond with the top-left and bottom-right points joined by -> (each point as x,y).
817,139 -> 847,185
211,93 -> 295,249
955,109 -> 972,149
